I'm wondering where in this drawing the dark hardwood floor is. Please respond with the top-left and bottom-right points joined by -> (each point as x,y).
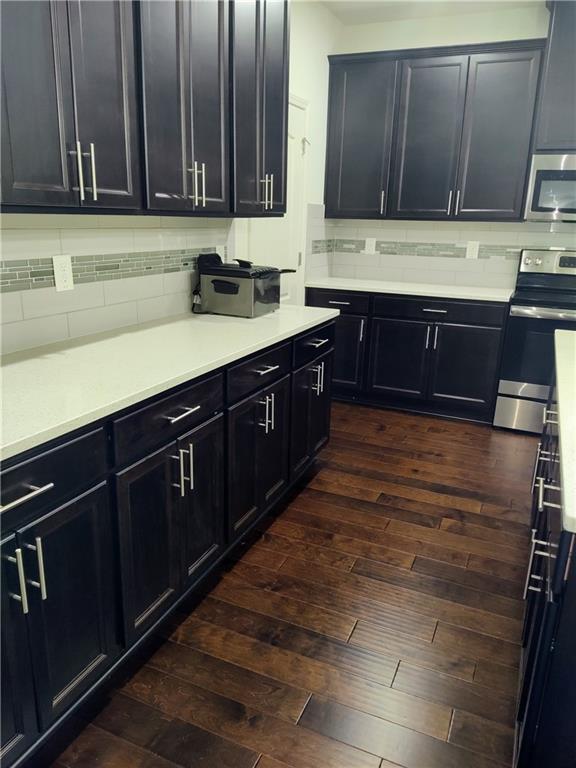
54,403 -> 537,768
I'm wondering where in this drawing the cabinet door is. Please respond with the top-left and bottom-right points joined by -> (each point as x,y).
333,315 -> 367,391
228,394 -> 260,539
188,0 -> 229,212
309,353 -> 333,456
117,444 -> 180,644
231,0 -> 263,214
369,318 -> 430,399
456,50 -> 541,220
178,415 -> 225,587
1,0 -> 77,206
67,0 -> 141,208
1,536 -> 38,765
261,0 -> 289,213
257,374 -> 291,508
290,364 -> 314,477
390,56 -> 468,219
19,484 -> 119,728
325,60 -> 396,218
429,323 -> 501,408
535,1 -> 576,152
140,0 -> 192,211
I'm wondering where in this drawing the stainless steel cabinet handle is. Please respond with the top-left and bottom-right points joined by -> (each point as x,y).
254,364 -> 280,376
312,365 -> 322,395
320,362 -> 325,394
537,476 -> 545,512
188,443 -> 194,491
270,392 -> 276,431
531,442 -> 542,492
379,190 -> 385,215
328,300 -> 350,306
523,529 -> 538,600
425,325 -> 431,350
171,449 -> 188,498
162,405 -> 201,424
89,142 -> 98,201
0,482 -> 55,514
258,397 -> 270,433
24,537 -> 48,600
75,141 -> 86,201
260,176 -> 269,210
308,338 -> 329,349
359,318 -> 365,343
270,173 -> 274,209
201,162 -> 206,207
433,326 -> 439,350
7,549 -> 29,614
455,189 -> 461,215
422,308 -> 447,314
447,190 -> 453,215
543,407 -> 559,426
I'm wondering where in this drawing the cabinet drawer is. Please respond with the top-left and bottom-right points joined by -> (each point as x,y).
0,429 -> 107,526
113,374 -> 223,465
227,343 -> 292,403
307,288 -> 370,314
373,295 -> 507,326
294,323 -> 336,368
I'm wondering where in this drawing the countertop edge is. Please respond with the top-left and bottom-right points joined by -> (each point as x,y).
305,278 -> 513,303
1,309 -> 339,462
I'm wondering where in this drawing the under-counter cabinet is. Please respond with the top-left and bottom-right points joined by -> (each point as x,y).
369,318 -> 430,399
291,350 -> 333,477
140,0 -> 229,212
325,58 -> 397,218
231,0 -> 289,214
1,0 -> 140,208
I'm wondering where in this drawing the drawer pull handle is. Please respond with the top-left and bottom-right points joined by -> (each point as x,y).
163,405 -> 201,424
308,338 -> 329,349
422,308 -> 448,314
254,364 -> 280,376
328,300 -> 350,306
7,548 -> 29,614
24,537 -> 48,600
0,482 -> 55,514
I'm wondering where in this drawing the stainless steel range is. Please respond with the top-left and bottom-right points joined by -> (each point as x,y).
493,248 -> 576,433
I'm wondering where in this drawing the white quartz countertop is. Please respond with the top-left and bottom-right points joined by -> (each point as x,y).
555,330 -> 576,534
305,277 -> 513,303
0,305 -> 339,461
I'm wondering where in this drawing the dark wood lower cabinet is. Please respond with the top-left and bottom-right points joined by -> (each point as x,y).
1,535 -> 38,765
18,484 -> 119,728
228,375 -> 291,541
369,317 -> 430,398
116,444 -> 181,644
429,323 -> 502,408
333,315 -> 366,391
178,414 -> 225,586
291,351 -> 333,477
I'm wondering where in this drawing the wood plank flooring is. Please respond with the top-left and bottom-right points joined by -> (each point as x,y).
54,403 -> 538,768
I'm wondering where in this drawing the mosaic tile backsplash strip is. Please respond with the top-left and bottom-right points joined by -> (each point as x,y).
311,238 -> 521,260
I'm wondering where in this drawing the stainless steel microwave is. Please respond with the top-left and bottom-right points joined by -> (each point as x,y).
525,154 -> 576,222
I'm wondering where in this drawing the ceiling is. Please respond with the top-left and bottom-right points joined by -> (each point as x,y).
321,1 -> 545,26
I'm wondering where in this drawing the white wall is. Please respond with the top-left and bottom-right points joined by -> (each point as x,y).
335,3 -> 550,53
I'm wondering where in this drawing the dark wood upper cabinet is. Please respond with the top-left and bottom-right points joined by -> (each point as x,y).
535,1 -> 576,151
116,444 -> 181,644
456,50 -> 541,219
325,60 -> 396,218
429,323 -> 501,407
67,0 -> 140,208
390,55 -> 469,219
1,1 -> 77,207
1,0 -> 140,209
232,0 -> 289,215
368,317 -> 430,398
1,535 -> 38,765
19,483 -> 119,728
140,0 -> 229,212
178,415 -> 225,586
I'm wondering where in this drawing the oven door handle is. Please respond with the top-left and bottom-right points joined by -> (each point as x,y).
509,305 -> 576,321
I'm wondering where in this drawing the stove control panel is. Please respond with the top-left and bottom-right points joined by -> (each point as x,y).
520,249 -> 576,275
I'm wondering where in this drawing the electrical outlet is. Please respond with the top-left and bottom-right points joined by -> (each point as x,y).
53,254 -> 74,291
466,241 -> 480,259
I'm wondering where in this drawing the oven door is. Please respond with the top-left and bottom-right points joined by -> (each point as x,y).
525,155 -> 576,222
494,306 -> 576,431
